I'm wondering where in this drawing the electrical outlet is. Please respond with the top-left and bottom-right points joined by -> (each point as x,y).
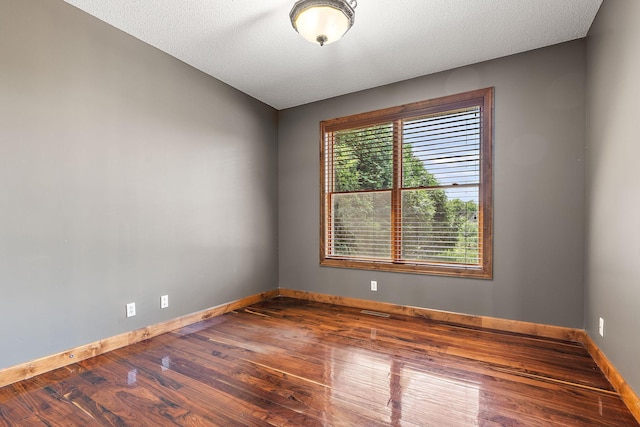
126,302 -> 136,318
160,295 -> 169,309
598,317 -> 604,337
371,280 -> 377,291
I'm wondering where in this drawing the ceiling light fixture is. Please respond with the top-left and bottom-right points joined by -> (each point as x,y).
289,0 -> 357,46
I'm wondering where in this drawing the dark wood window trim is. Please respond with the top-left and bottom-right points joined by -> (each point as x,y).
320,88 -> 493,279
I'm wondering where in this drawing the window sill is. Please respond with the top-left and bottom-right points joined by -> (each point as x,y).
320,257 -> 492,279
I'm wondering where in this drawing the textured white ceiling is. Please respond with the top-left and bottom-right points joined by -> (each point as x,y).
62,0 -> 602,110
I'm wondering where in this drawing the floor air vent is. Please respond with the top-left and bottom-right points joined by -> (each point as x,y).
361,310 -> 390,318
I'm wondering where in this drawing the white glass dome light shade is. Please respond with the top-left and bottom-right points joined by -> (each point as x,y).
294,6 -> 349,46
290,0 -> 356,46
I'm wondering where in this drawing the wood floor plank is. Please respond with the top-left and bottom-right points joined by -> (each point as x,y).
133,335 -> 395,426
207,305 -> 612,396
247,300 -> 611,391
221,302 -> 636,425
0,297 -> 637,426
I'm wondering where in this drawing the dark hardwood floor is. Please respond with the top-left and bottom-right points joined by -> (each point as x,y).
0,297 -> 637,426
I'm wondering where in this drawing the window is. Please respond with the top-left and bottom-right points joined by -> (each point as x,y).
320,88 -> 493,278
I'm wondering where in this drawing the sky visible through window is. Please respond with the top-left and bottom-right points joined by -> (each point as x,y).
404,107 -> 480,202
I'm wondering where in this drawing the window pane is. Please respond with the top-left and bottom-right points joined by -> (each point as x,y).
401,187 -> 480,264
330,191 -> 391,259
334,124 -> 394,192
403,108 -> 480,188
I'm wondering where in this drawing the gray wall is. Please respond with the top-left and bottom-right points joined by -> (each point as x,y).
279,41 -> 586,328
585,1 -> 640,396
9,0 -> 635,395
0,0 -> 278,369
